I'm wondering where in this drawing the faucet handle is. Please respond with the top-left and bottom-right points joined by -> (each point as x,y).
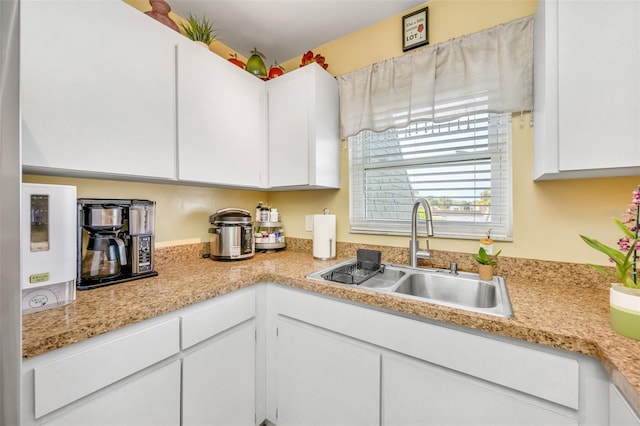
449,262 -> 458,275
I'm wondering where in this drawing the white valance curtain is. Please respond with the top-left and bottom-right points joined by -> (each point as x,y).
337,14 -> 534,139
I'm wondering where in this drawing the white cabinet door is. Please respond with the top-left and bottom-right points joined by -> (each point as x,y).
382,353 -> 577,426
275,318 -> 380,426
182,321 -> 256,426
21,0 -> 178,180
533,0 -> 640,180
177,41 -> 266,188
267,63 -> 339,189
557,1 -> 640,172
610,384 -> 640,426
42,361 -> 181,426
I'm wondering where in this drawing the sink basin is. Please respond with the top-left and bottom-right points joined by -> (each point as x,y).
359,268 -> 406,290
306,260 -> 513,318
393,273 -> 496,309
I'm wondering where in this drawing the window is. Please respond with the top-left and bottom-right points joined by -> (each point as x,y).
349,97 -> 512,240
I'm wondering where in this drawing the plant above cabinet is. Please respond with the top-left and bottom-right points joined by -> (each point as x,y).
180,14 -> 217,47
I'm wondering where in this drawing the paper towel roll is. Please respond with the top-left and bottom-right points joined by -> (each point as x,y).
313,214 -> 336,260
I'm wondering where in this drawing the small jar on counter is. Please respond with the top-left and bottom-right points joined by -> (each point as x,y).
269,208 -> 279,222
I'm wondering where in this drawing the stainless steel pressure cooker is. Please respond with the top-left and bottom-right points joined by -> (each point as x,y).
208,208 -> 255,260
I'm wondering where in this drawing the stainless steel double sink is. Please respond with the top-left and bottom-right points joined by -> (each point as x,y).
306,260 -> 514,318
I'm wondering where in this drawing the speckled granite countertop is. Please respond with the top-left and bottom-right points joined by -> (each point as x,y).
22,243 -> 640,413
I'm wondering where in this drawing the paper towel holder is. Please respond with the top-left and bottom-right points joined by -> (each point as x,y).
313,208 -> 336,260
324,207 -> 333,259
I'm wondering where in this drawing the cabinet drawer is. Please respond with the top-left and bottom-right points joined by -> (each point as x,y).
275,287 -> 579,409
180,289 -> 256,349
41,361 -> 181,426
33,318 -> 180,418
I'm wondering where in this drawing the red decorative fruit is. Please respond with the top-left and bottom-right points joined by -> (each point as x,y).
228,53 -> 246,69
268,62 -> 285,79
299,50 -> 328,70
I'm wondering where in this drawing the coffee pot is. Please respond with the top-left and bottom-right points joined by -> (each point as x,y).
80,205 -> 127,281
82,233 -> 127,279
77,199 -> 157,290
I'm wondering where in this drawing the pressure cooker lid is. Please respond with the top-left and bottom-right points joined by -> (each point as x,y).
209,208 -> 252,224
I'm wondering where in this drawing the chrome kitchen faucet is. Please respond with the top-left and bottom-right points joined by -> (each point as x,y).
409,198 -> 434,268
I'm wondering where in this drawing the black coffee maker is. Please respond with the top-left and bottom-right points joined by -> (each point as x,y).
77,199 -> 157,290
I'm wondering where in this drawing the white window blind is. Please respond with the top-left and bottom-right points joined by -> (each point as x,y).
349,97 -> 512,240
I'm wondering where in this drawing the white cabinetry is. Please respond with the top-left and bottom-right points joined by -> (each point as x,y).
21,0 -> 178,180
24,284 -> 638,426
22,288 -> 257,426
533,0 -> 640,180
267,63 -> 340,189
268,285 -> 610,426
176,41 -> 266,188
180,290 -> 257,426
383,353 -> 575,426
182,322 -> 256,426
20,2 -> 339,189
275,318 -> 380,425
610,384 -> 640,426
22,318 -> 181,425
41,362 -> 181,426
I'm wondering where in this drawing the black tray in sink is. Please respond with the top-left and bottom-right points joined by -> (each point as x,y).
321,249 -> 384,285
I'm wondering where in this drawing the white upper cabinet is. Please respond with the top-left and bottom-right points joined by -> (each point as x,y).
267,63 -> 340,189
20,2 -> 339,190
176,41 -> 266,188
533,0 -> 640,180
21,0 -> 179,180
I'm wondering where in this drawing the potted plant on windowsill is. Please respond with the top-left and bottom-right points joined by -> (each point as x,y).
473,247 -> 501,281
580,185 -> 640,341
180,14 -> 217,49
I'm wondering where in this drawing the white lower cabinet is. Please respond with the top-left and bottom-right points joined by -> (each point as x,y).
274,318 -> 380,426
382,353 -> 576,426
268,285 -> 612,426
182,321 -> 256,426
22,288 -> 257,426
22,317 -> 182,425
21,284 -> 640,426
610,384 -> 640,426
42,361 -> 181,426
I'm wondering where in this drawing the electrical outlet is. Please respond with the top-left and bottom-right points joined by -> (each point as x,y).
305,215 -> 313,231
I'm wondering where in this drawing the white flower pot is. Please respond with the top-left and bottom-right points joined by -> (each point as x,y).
610,283 -> 640,340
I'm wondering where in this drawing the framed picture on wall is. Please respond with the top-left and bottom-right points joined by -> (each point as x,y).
402,7 -> 429,52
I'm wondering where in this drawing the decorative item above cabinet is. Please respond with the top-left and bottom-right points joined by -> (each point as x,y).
533,0 -> 640,180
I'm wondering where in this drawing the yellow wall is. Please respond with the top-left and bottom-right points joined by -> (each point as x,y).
25,0 -> 640,268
